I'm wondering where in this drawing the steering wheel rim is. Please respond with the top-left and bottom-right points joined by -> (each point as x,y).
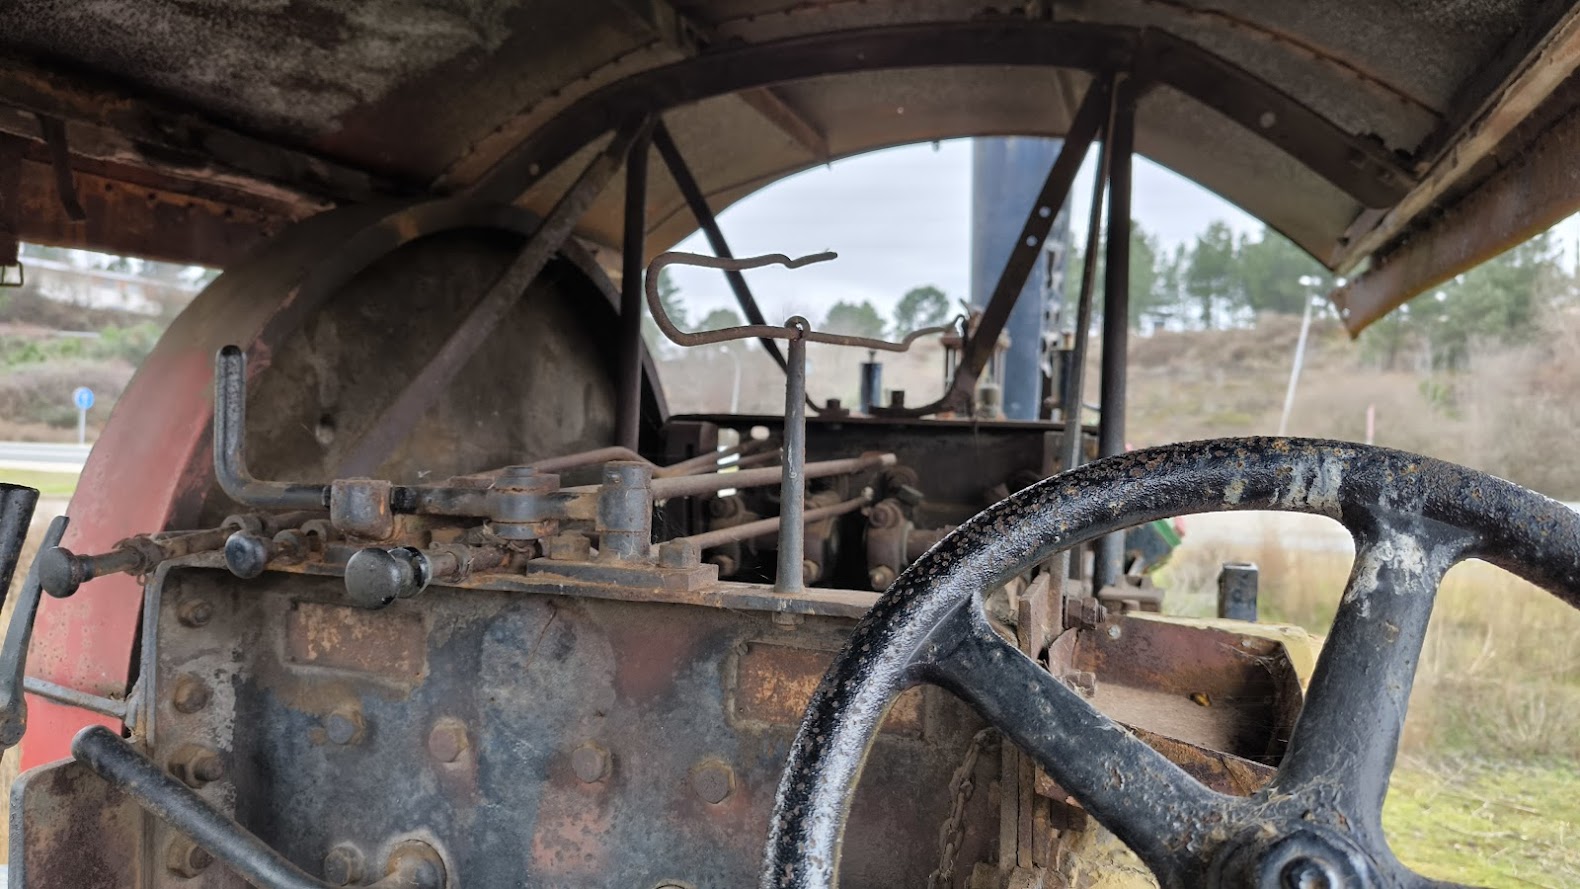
762,437 -> 1580,889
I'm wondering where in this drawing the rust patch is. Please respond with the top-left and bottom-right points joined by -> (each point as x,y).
735,643 -> 922,734
284,600 -> 426,682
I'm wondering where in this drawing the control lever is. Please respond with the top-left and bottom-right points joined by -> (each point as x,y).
0,514 -> 68,747
73,725 -> 447,889
344,543 -> 507,610
225,517 -> 338,579
0,484 -> 38,608
38,511 -> 324,596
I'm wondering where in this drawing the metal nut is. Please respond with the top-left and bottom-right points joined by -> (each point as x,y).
323,843 -> 366,886
324,707 -> 364,746
691,759 -> 735,804
571,742 -> 610,783
547,532 -> 592,561
177,599 -> 213,628
171,675 -> 211,714
427,718 -> 469,764
166,837 -> 213,878
659,539 -> 700,568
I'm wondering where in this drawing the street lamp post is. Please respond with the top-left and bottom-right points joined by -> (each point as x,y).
1277,275 -> 1322,437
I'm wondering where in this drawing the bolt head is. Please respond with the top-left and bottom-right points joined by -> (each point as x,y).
868,565 -> 896,591
323,843 -> 365,886
691,760 -> 735,804
324,708 -> 363,745
166,837 -> 213,878
177,598 -> 214,627
571,742 -> 610,783
658,539 -> 700,568
172,675 -> 210,714
427,718 -> 469,764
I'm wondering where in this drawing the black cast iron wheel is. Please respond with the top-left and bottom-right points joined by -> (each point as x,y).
763,438 -> 1580,889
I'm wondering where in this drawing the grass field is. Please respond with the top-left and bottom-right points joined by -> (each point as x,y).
0,468 -> 77,497
1161,527 -> 1580,887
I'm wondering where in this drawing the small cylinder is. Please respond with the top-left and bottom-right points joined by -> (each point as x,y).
598,461 -> 653,562
858,359 -> 883,414
1217,562 -> 1259,622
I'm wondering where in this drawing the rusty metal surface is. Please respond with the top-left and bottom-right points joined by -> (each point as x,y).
0,1 -> 1567,296
23,200 -> 664,770
140,565 -> 992,888
9,758 -> 144,889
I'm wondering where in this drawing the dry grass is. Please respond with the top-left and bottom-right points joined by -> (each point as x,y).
1159,523 -> 1580,885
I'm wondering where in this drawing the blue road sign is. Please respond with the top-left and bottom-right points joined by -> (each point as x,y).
73,386 -> 95,411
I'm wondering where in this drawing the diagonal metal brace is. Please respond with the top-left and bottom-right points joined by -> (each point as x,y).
873,75 -> 1113,417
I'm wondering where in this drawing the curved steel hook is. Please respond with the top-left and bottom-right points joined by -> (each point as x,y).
645,251 -> 958,353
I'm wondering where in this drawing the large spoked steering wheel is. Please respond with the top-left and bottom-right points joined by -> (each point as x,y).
763,438 -> 1580,889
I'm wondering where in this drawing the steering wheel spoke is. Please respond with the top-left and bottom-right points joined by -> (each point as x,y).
917,600 -> 1227,883
1272,516 -> 1471,829
765,439 -> 1580,889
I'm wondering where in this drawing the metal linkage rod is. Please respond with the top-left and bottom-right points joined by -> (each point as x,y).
573,453 -> 893,499
652,121 -> 794,373
777,328 -> 810,593
681,494 -> 867,551
214,345 -> 330,511
616,126 -> 652,451
73,726 -> 447,889
337,115 -> 655,477
1094,76 -> 1139,593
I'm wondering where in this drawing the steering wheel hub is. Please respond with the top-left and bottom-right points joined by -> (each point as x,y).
1214,825 -> 1375,889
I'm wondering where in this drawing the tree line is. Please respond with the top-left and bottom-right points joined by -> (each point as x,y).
645,222 -> 1574,371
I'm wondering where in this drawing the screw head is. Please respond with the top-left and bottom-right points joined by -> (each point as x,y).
177,599 -> 213,628
427,718 -> 469,764
571,742 -> 610,783
171,675 -> 210,714
691,760 -> 735,804
323,843 -> 366,886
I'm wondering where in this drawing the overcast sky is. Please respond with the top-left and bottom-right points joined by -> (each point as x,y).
666,137 -> 1263,323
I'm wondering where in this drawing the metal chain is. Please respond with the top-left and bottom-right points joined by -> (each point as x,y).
928,727 -> 1001,889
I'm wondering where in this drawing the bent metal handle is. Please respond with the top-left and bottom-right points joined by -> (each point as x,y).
643,251 -> 957,352
214,345 -> 332,511
73,725 -> 447,889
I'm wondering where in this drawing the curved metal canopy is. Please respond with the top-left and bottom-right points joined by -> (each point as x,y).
3,0 -> 1580,333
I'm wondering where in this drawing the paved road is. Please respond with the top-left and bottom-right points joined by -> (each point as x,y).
0,441 -> 91,473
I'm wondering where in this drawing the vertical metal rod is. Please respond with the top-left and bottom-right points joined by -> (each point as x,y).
1095,76 -> 1137,593
616,128 -> 652,451
1059,77 -> 1117,476
776,327 -> 809,593
1055,78 -> 1117,585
